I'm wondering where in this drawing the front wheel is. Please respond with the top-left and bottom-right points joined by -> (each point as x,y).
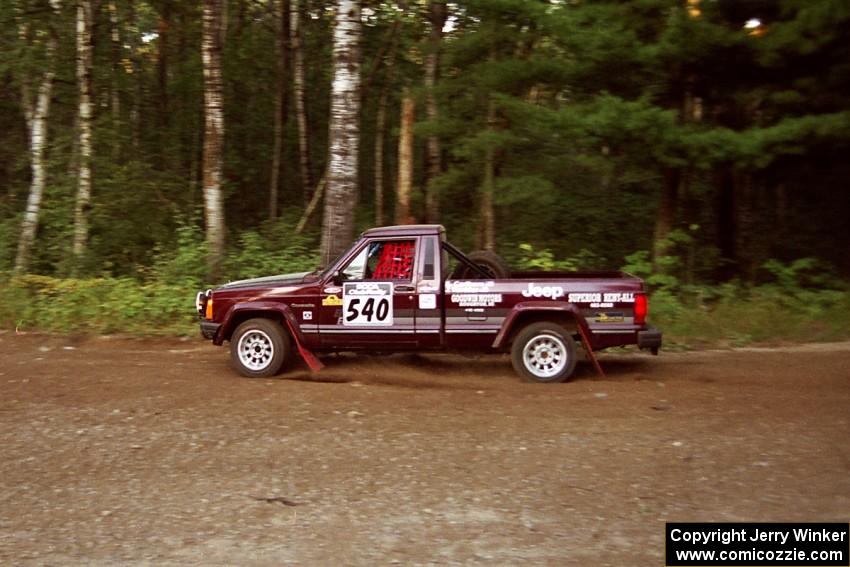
511,322 -> 577,383
230,318 -> 291,378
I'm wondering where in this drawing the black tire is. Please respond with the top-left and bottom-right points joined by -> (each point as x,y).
510,322 -> 577,383
230,318 -> 291,378
450,250 -> 510,279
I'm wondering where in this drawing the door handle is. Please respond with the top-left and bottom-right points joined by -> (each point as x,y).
395,285 -> 415,292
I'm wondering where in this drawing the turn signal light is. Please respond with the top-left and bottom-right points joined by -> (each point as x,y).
634,293 -> 648,325
205,297 -> 214,320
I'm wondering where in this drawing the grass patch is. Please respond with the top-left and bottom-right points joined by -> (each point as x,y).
650,286 -> 850,348
0,274 -> 198,336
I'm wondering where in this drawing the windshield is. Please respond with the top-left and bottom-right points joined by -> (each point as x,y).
313,239 -> 362,279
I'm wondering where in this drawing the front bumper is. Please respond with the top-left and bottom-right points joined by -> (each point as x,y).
200,320 -> 221,340
637,326 -> 662,355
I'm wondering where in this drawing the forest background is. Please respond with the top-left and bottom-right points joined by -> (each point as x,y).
1,0 -> 849,347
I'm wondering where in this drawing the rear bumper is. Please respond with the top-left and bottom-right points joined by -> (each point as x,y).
200,320 -> 221,340
637,327 -> 662,354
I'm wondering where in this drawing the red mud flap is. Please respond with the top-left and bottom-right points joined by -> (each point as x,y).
283,319 -> 324,373
577,324 -> 606,379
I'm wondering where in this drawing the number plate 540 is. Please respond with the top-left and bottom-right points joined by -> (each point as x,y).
342,282 -> 394,326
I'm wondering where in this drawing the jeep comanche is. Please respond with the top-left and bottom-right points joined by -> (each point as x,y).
195,224 -> 662,382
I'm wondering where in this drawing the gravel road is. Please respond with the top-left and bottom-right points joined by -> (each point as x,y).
1,332 -> 848,565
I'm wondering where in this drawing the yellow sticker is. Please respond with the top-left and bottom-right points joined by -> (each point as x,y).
322,294 -> 342,307
596,313 -> 623,323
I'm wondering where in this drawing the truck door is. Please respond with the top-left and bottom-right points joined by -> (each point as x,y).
318,237 -> 419,348
414,235 -> 443,348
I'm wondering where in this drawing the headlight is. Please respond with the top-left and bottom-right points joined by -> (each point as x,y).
195,289 -> 212,315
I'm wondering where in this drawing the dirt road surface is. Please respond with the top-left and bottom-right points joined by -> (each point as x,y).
1,332 -> 848,566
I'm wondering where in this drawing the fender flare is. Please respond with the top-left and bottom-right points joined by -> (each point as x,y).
491,301 -> 593,349
214,301 -> 305,347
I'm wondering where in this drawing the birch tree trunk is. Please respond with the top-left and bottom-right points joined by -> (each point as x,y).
319,0 -> 361,265
291,0 -> 313,199
269,0 -> 290,220
202,0 -> 226,278
73,0 -> 94,260
14,48 -> 56,274
14,1 -> 61,274
395,91 -> 414,225
424,0 -> 447,223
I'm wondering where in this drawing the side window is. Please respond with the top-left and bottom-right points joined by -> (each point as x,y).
367,239 -> 416,280
338,239 -> 417,281
423,237 -> 435,279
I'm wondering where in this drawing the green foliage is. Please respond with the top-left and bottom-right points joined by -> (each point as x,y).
626,254 -> 850,347
0,219 -> 321,335
0,274 -> 198,336
760,257 -> 835,292
223,226 -> 319,282
511,243 -> 602,272
147,224 -> 208,288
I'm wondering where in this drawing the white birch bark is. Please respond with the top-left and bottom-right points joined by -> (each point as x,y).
202,0 -> 226,278
319,0 -> 361,265
73,0 -> 94,259
14,2 -> 62,274
14,61 -> 55,274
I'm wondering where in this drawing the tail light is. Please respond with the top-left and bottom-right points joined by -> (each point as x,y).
634,293 -> 648,325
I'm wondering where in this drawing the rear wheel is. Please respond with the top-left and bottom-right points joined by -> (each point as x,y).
511,322 -> 577,383
230,318 -> 291,378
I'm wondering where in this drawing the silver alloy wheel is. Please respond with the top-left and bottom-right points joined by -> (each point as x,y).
522,333 -> 568,379
237,329 -> 275,371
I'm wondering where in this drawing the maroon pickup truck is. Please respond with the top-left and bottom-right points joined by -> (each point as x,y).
195,224 -> 661,382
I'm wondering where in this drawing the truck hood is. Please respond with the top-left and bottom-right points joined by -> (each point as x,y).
217,271 -> 313,290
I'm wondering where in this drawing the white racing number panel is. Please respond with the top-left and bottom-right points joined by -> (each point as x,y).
342,282 -> 394,326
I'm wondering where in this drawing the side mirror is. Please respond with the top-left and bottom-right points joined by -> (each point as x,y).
332,270 -> 343,285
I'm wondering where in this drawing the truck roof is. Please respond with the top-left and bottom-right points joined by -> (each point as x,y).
362,224 -> 445,238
